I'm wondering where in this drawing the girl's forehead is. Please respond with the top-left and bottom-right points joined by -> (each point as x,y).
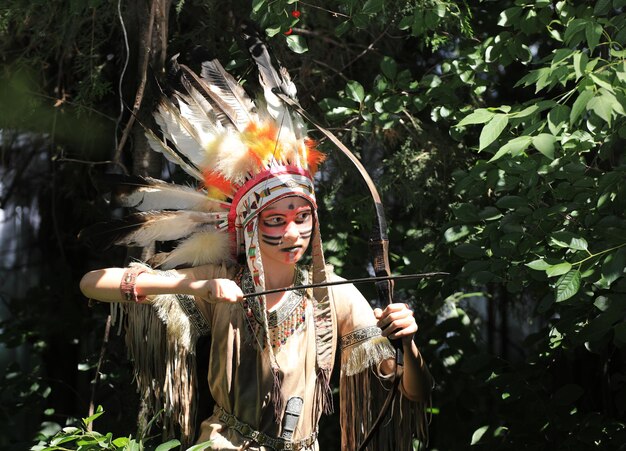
262,196 -> 311,213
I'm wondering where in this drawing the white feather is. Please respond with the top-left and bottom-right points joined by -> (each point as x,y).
159,231 -> 233,269
153,98 -> 206,168
201,60 -> 257,130
180,64 -> 252,132
213,133 -> 256,185
116,178 -> 229,212
144,129 -> 204,181
118,211 -> 222,247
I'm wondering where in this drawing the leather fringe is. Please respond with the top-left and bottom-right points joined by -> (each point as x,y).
111,263 -> 200,448
339,340 -> 429,451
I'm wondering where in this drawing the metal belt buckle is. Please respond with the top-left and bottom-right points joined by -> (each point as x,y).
250,430 -> 260,441
284,442 -> 293,450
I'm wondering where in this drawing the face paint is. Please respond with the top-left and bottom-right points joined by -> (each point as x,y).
258,197 -> 313,265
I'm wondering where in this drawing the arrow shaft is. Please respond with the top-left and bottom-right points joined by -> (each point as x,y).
242,272 -> 448,299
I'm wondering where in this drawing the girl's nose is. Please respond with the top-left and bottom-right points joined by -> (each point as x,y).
283,221 -> 300,240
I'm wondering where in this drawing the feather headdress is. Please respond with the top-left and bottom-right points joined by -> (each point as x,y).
83,25 -> 325,268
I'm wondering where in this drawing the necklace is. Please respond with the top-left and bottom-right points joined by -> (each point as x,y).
239,266 -> 308,349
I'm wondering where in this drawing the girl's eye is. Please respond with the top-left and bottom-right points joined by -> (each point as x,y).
296,211 -> 312,222
264,216 -> 284,226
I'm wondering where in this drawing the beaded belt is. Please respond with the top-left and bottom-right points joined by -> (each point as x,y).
215,406 -> 317,450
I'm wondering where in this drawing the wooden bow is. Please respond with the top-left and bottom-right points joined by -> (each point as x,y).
274,90 -> 413,450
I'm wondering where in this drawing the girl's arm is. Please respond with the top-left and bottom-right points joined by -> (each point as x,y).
374,304 -> 433,402
79,267 -> 243,304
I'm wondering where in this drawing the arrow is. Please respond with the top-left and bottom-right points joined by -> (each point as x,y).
242,272 -> 448,298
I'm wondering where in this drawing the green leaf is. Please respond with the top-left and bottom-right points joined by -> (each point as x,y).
252,0 -> 266,13
285,35 -> 308,54
345,80 -> 365,103
546,262 -> 572,277
601,248 -> 626,287
489,135 -> 531,162
186,440 -> 214,451
564,18 -> 587,46
594,0 -> 612,15
550,232 -> 588,250
362,0 -> 384,14
587,95 -> 613,125
444,225 -> 472,243
453,243 -> 485,259
586,21 -> 603,53
457,109 -> 495,127
471,426 -> 489,445
112,437 -> 130,446
573,51 -> 588,80
589,73 -> 615,93
509,105 -> 538,119
527,259 -> 551,271
495,195 -> 527,209
380,56 -> 397,80
556,269 -> 581,302
155,439 -> 181,451
82,406 -> 104,426
479,114 -> 509,150
551,48 -> 574,66
498,7 -> 522,26
548,104 -> 570,135
570,90 -> 594,124
532,133 -> 556,159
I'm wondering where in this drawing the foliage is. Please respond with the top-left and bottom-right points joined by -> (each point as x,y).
32,406 -> 210,451
1,0 -> 626,450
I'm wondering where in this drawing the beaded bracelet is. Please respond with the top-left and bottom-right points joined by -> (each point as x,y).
120,266 -> 148,303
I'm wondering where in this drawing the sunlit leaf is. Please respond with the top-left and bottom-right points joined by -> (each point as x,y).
570,90 -> 594,124
345,80 -> 365,103
572,51 -> 588,80
155,439 -> 181,451
585,21 -> 603,53
285,35 -> 308,54
471,425 -> 489,445
548,104 -> 570,135
526,259 -> 551,271
546,262 -> 572,277
532,133 -> 556,159
556,269 -> 581,302
479,114 -> 509,150
458,109 -> 495,126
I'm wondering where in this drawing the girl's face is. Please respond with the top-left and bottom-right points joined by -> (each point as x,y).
258,196 -> 313,266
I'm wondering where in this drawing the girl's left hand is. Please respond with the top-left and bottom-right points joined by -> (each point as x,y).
374,303 -> 417,345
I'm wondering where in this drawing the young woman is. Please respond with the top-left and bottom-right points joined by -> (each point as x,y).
80,35 -> 432,449
80,193 -> 431,450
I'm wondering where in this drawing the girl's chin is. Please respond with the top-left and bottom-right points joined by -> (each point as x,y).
283,251 -> 302,264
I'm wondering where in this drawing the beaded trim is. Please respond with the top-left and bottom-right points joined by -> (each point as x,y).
161,270 -> 211,336
240,267 -> 308,349
215,405 -> 317,450
339,325 -> 383,350
175,294 -> 211,336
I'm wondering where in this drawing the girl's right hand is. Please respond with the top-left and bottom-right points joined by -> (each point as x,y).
194,279 -> 244,303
